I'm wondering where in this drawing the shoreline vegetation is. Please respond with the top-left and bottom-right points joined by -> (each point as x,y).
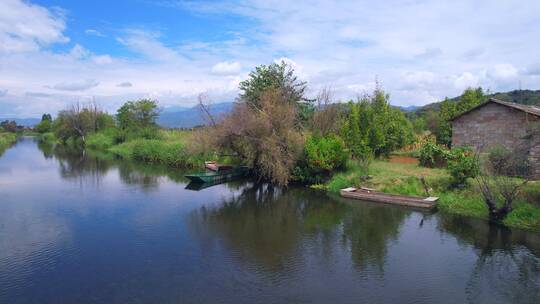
0,132 -> 17,156
13,61 -> 540,233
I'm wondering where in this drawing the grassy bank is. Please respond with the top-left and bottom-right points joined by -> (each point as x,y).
0,132 -> 17,155
326,159 -> 540,232
90,129 -> 230,169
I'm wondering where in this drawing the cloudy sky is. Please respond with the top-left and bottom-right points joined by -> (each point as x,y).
1,0 -> 539,117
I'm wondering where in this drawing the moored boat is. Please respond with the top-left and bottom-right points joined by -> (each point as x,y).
340,187 -> 438,210
185,166 -> 249,183
205,161 -> 233,172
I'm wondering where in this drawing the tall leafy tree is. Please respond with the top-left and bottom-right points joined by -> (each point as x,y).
117,99 -> 160,131
436,87 -> 486,146
239,61 -> 313,125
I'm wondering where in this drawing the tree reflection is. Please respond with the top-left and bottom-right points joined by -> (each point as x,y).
439,216 -> 540,303
341,202 -> 410,271
189,184 -> 410,276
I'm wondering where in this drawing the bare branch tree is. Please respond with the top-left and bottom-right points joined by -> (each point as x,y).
475,145 -> 531,221
197,93 -> 217,127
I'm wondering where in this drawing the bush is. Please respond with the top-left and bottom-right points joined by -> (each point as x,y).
446,147 -> 479,187
34,119 -> 52,133
305,135 -> 348,172
419,142 -> 448,168
86,132 -> 115,150
293,135 -> 348,183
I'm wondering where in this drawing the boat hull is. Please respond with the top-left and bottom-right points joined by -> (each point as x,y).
340,187 -> 438,210
185,167 -> 249,183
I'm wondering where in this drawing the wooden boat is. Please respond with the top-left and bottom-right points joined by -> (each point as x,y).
340,187 -> 438,210
185,166 -> 249,183
205,161 -> 232,172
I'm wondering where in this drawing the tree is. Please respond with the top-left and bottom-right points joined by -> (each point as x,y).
310,87 -> 341,137
117,99 -> 160,131
213,88 -> 304,186
435,98 -> 457,146
54,102 -> 112,144
476,145 -> 530,221
0,120 -> 18,133
436,88 -> 486,147
239,61 -> 312,125
35,114 -> 53,133
341,88 -> 413,158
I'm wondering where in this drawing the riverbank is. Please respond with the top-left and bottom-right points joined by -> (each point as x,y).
0,132 -> 17,155
40,129 -> 231,169
325,158 -> 540,232
37,131 -> 540,232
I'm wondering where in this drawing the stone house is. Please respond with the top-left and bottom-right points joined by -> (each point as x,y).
451,98 -> 540,179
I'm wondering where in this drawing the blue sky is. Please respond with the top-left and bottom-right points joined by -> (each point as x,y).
1,0 -> 540,117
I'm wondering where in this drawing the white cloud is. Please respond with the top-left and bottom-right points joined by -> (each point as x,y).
52,79 -> 100,91
454,72 -> 479,90
211,61 -> 241,75
487,64 -> 519,81
0,0 -> 68,53
117,29 -> 184,62
2,0 -> 540,117
85,29 -> 105,37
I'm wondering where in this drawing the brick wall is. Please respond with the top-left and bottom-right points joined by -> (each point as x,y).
451,102 -> 540,179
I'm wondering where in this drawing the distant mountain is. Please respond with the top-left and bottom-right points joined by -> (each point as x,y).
0,117 -> 40,127
414,89 -> 540,115
397,105 -> 419,112
157,102 -> 234,128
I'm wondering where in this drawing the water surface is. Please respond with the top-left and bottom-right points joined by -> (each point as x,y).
1,138 -> 539,304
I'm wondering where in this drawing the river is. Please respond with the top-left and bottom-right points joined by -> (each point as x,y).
0,137 -> 539,303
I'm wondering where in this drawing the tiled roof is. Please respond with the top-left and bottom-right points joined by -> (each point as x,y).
451,98 -> 540,121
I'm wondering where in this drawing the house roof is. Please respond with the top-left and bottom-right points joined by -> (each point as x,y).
451,98 -> 540,121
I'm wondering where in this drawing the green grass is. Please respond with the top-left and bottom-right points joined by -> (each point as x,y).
0,132 -> 17,155
107,129 -> 216,168
326,158 -> 540,232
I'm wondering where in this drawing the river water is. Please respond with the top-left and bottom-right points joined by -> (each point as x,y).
0,137 -> 539,304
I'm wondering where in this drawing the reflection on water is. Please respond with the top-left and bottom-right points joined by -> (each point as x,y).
0,137 -> 539,304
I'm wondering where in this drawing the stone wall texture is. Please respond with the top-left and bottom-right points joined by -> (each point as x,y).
451,102 -> 540,179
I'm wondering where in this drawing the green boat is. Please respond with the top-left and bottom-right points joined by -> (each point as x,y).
185,166 -> 249,183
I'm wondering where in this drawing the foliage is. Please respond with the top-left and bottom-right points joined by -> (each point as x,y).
34,113 -> 53,133
213,88 -> 304,185
293,135 -> 348,183
239,60 -> 307,108
239,61 -> 313,126
435,87 -> 486,146
0,120 -> 19,133
0,132 -> 17,156
477,145 -> 531,221
53,103 -> 113,145
446,147 -> 479,187
305,135 -> 348,172
116,99 -> 160,133
341,88 -> 414,159
418,142 -> 448,168
109,138 -> 207,168
326,159 -> 371,193
86,131 -> 116,150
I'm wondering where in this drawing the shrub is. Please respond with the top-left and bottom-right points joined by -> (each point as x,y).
34,119 -> 52,133
305,135 -> 348,172
293,135 -> 348,184
86,132 -> 115,150
446,147 -> 479,187
419,142 -> 448,167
